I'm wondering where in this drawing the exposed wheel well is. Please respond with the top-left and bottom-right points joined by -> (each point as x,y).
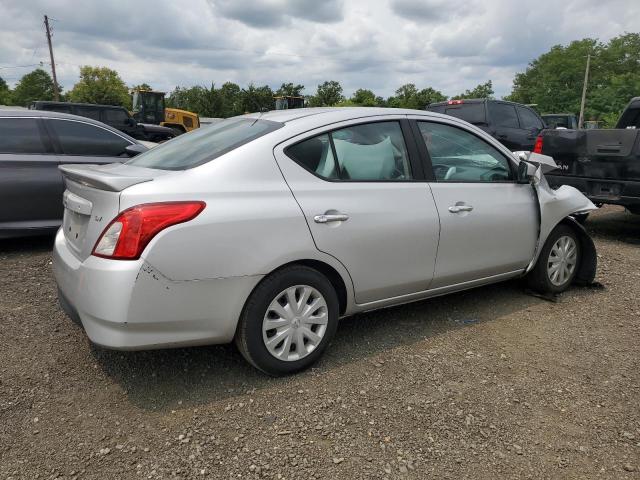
271,260 -> 349,315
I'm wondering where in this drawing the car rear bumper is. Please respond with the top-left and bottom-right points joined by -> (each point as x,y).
545,175 -> 640,208
52,228 -> 263,350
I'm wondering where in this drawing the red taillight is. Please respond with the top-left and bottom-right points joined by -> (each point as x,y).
533,135 -> 544,154
92,201 -> 205,260
447,99 -> 463,105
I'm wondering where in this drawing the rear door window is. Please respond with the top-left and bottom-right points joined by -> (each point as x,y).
489,103 -> 520,128
0,117 -> 47,154
286,121 -> 412,181
48,119 -> 131,156
517,107 -> 544,130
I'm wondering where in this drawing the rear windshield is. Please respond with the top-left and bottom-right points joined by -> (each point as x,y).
443,104 -> 486,125
126,117 -> 283,170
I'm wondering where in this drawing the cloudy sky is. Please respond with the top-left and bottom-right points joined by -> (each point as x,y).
1,0 -> 638,99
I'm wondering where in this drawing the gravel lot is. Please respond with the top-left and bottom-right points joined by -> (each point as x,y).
1,205 -> 639,479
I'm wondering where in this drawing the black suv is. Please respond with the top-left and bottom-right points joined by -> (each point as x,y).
29,101 -> 176,142
426,99 -> 546,151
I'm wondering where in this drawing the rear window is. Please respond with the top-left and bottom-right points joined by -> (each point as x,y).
0,117 -> 47,154
127,117 -> 283,170
441,104 -> 486,125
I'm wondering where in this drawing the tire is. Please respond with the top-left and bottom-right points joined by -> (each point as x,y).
527,224 -> 581,294
626,205 -> 640,215
235,266 -> 339,376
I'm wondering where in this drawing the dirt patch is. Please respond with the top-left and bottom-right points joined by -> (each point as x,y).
1,206 -> 639,479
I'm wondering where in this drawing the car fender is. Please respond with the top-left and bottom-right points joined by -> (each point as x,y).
524,162 -> 597,281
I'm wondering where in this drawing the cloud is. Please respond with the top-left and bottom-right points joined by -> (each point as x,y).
0,0 -> 638,100
209,0 -> 344,28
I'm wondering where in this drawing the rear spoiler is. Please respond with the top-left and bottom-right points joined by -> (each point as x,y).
59,163 -> 160,192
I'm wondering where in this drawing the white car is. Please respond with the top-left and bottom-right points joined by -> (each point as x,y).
53,108 -> 597,375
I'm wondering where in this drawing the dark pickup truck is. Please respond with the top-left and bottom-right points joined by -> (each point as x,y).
29,101 -> 177,142
536,97 -> 640,214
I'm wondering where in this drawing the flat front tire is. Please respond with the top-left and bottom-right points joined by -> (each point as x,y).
527,224 -> 581,294
235,266 -> 339,376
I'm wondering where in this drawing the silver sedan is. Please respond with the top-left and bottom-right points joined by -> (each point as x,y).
53,108 -> 597,375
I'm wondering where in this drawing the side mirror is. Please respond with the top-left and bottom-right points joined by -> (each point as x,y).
125,144 -> 148,157
516,160 -> 537,183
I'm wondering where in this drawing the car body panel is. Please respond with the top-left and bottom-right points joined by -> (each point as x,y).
273,115 -> 441,304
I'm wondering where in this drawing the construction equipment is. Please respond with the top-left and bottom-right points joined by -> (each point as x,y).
131,89 -> 200,134
274,96 -> 305,110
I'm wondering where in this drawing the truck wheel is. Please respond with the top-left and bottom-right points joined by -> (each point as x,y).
527,224 -> 581,294
235,266 -> 339,376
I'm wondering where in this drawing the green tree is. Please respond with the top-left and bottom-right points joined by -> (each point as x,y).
68,66 -> 130,107
505,34 -> 640,124
218,82 -> 242,117
0,76 -> 10,105
10,68 -> 56,106
131,83 -> 152,91
275,82 -> 304,97
452,80 -> 494,100
241,83 -> 274,113
308,80 -> 344,107
387,84 -> 447,109
167,84 -> 222,117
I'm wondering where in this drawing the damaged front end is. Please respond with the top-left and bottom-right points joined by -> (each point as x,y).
515,151 -> 598,285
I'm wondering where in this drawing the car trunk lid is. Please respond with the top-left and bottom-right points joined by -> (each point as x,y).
59,163 -> 171,260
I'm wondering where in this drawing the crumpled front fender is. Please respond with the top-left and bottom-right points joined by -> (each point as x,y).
525,174 -> 597,275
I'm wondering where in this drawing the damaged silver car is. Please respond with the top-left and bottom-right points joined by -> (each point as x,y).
53,108 -> 597,375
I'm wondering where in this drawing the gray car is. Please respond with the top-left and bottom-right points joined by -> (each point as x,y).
0,110 -> 147,238
53,107 -> 597,375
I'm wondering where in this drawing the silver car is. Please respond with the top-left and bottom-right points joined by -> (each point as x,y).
53,108 -> 597,375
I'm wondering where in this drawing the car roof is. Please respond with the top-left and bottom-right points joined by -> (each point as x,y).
428,99 -> 529,108
31,101 -> 127,110
244,106 -> 451,124
0,109 -> 139,143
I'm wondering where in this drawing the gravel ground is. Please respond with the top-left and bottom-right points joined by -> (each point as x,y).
1,205 -> 639,479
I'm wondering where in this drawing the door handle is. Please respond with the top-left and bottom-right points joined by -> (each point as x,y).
314,213 -> 349,223
448,205 -> 473,213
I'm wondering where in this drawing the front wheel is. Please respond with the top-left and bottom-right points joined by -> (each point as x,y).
235,266 -> 339,376
527,224 -> 581,294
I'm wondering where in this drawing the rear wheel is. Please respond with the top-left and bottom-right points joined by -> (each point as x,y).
235,266 -> 339,376
527,224 -> 580,294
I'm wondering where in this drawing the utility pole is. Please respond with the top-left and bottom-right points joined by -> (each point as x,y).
44,15 -> 60,101
578,53 -> 591,129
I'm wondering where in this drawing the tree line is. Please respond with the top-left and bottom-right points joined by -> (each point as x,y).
1,33 -> 637,126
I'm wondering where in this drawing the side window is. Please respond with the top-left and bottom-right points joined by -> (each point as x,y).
48,119 -> 130,156
0,118 -> 47,154
417,122 -> 513,182
517,107 -> 543,130
75,106 -> 101,121
489,103 -> 520,129
103,109 -> 129,126
286,121 -> 412,181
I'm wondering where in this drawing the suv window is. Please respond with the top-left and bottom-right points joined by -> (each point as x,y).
0,118 -> 47,154
442,103 -> 486,125
75,106 -> 101,121
103,109 -> 130,126
517,106 -> 543,130
489,103 -> 520,129
286,121 -> 412,181
127,117 -> 282,170
48,119 -> 130,156
417,122 -> 512,182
